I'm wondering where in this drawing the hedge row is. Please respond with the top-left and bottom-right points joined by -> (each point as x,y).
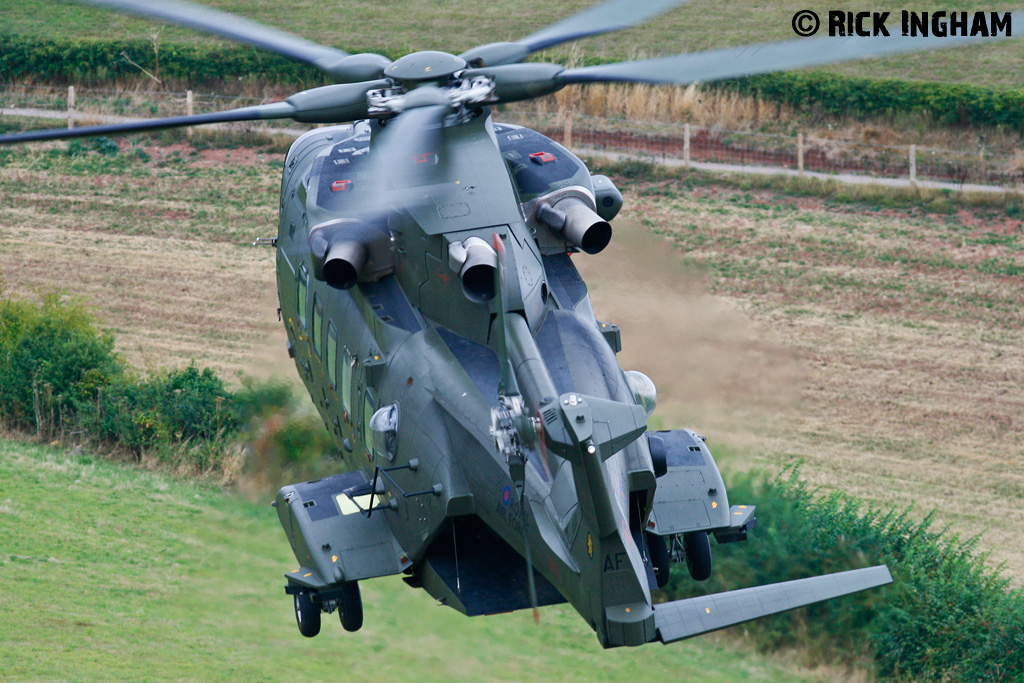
663,468 -> 1024,681
0,35 -> 330,86
722,71 -> 1024,130
4,36 -> 1024,130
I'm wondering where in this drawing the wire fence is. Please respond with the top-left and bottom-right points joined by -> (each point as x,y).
3,83 -> 1023,189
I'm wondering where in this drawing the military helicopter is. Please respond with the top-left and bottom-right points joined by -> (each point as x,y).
5,0 -> 1018,649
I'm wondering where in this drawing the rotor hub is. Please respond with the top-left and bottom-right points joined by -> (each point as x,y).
385,51 -> 467,83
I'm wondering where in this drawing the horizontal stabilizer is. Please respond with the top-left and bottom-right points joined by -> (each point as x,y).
655,565 -> 892,643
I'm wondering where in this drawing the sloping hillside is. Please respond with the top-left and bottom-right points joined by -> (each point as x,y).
0,438 -> 825,682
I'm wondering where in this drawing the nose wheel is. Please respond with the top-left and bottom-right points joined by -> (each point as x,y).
294,591 -> 321,638
290,582 -> 363,637
683,531 -> 712,581
339,581 -> 363,632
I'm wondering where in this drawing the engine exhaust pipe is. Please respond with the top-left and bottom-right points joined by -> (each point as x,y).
323,239 -> 368,289
537,197 -> 611,255
448,236 -> 498,303
308,218 -> 386,289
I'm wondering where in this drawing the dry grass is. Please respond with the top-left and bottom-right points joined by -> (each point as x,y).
511,82 -> 1024,159
0,142 -> 283,378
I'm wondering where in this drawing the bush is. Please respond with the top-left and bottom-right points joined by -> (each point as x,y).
0,35 -> 330,86
85,364 -> 236,456
233,376 -> 339,488
660,467 -> 1024,680
0,292 -> 242,471
0,292 -> 121,432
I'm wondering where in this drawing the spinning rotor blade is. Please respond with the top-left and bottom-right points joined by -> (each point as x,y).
371,103 -> 450,190
516,0 -> 693,53
471,14 -> 1022,102
0,104 -> 290,144
351,88 -> 456,218
73,0 -> 390,82
0,80 -> 386,145
460,0 -> 691,67
561,14 -> 1024,84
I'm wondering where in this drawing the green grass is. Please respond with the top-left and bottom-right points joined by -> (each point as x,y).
0,438 -> 824,682
0,0 -> 1021,89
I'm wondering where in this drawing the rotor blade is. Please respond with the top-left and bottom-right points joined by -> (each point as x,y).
0,103 -> 293,144
518,0 -> 693,53
371,103 -> 450,191
0,80 -> 386,145
655,565 -> 892,643
460,0 -> 692,67
520,494 -> 540,625
490,234 -> 520,397
562,15 -> 1023,84
72,0 -> 389,81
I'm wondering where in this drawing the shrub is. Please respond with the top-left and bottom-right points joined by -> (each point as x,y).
85,364 -> 236,455
660,467 -> 1024,680
233,377 -> 338,488
0,35 -> 329,86
0,291 -> 121,432
722,72 -> 1024,131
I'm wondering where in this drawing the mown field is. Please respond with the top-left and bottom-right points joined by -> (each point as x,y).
1,438 -> 832,682
1,0 -> 1021,88
1,134 -> 1022,570
0,133 -> 1021,678
580,170 -> 1024,576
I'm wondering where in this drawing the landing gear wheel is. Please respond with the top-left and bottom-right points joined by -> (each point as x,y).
684,531 -> 712,581
294,591 -> 321,638
339,581 -> 363,632
646,532 -> 671,588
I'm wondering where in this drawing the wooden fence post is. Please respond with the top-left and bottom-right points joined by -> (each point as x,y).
562,111 -> 572,148
909,144 -> 917,184
67,85 -> 75,130
683,123 -> 690,168
186,90 -> 194,139
797,132 -> 804,178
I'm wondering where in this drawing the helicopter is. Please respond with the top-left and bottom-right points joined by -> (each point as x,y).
4,0 -> 1018,649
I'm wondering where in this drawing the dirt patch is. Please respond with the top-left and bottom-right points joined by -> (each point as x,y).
576,220 -> 804,456
622,178 -> 1024,579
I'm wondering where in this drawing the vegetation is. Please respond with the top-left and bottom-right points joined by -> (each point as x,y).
1,0 -> 1022,89
662,468 -> 1024,681
2,230 -> 1022,680
1,117 -> 1022,678
4,33 -> 1024,133
0,291 -> 334,481
729,72 -> 1024,131
2,438 -> 827,683
0,35 -> 324,87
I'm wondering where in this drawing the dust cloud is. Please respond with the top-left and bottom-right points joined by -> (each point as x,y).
574,219 -> 805,462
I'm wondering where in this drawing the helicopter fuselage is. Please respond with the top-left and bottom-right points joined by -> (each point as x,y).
273,108 -> 684,646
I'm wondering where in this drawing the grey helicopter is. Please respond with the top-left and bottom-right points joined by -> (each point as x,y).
4,0 -> 1016,648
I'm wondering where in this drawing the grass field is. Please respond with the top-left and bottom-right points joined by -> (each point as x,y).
0,141 -> 282,377
0,132 -> 1021,679
0,437 -> 840,682
1,137 -> 1021,583
1,0 -> 1022,89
